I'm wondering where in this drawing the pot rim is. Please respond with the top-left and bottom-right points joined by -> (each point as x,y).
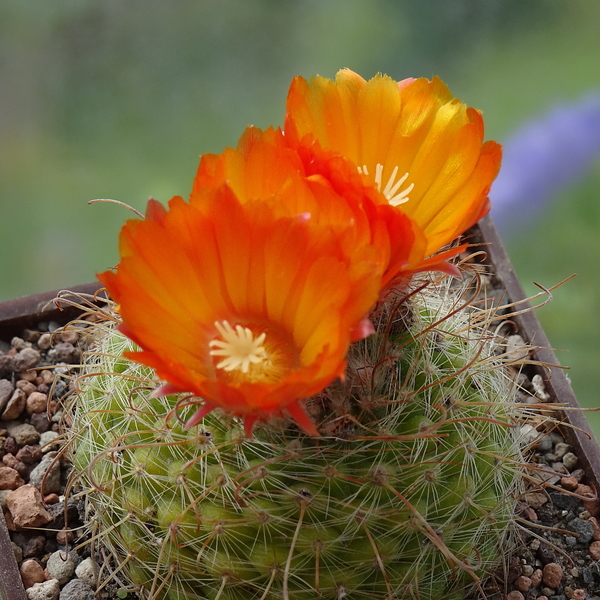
473,216 -> 600,490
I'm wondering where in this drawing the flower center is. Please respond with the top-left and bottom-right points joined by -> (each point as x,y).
209,320 -> 268,373
358,163 -> 414,207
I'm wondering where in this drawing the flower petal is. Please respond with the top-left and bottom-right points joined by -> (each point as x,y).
285,69 -> 502,258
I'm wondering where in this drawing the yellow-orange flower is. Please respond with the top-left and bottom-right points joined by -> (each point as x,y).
285,69 -> 502,256
98,185 -> 385,436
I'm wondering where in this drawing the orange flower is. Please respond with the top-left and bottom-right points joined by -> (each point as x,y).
285,69 -> 502,256
193,125 -> 454,289
98,186 -> 384,437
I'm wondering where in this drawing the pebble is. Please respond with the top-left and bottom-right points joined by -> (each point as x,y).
505,334 -> 529,362
39,370 -> 54,385
513,576 -> 532,592
56,528 -> 74,545
589,540 -> 600,560
537,543 -> 559,565
46,550 -> 76,585
3,453 -> 18,468
2,388 -> 26,419
74,558 -> 98,589
58,580 -> 95,600
16,445 -> 41,465
555,442 -> 571,458
26,392 -> 48,414
589,516 -> 600,541
552,461 -> 570,474
506,592 -> 525,600
0,378 -> 14,411
0,465 -> 24,490
0,488 -> 12,507
561,476 -> 580,491
20,558 -> 46,589
39,431 -> 60,452
508,563 -> 523,583
19,370 -> 38,382
524,490 -> 548,509
6,484 -> 53,528
0,352 -> 14,372
3,436 -> 19,454
11,337 -> 27,351
563,452 -> 579,470
17,380 -> 37,396
13,348 -> 41,372
60,330 -> 79,345
549,489 -> 582,512
520,424 -> 541,445
576,484 -> 600,516
532,373 -> 551,401
12,541 -> 23,563
531,568 -> 543,588
538,434 -> 554,452
37,334 -> 52,351
29,453 -> 61,494
26,579 -> 60,600
50,343 -> 79,364
572,590 -> 587,600
30,412 -> 52,434
543,562 -> 564,588
567,517 -> 595,545
9,423 -> 40,446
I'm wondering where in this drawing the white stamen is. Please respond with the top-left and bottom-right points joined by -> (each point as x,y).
374,163 -> 384,190
209,320 -> 267,373
358,162 -> 414,206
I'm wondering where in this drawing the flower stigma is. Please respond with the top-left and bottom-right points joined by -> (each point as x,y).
358,163 -> 414,206
209,320 -> 268,373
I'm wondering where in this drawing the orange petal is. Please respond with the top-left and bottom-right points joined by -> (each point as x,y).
285,69 -> 501,262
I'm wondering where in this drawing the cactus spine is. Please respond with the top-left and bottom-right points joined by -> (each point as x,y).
66,277 -> 527,600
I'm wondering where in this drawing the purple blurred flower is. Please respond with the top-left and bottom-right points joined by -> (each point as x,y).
490,91 -> 600,235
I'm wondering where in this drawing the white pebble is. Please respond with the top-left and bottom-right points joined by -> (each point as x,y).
563,452 -> 578,471
519,424 -> 541,446
75,557 -> 99,589
39,431 -> 61,452
505,334 -> 530,363
37,333 -> 53,350
555,443 -> 571,459
46,550 -> 75,585
532,374 -> 551,401
26,580 -> 60,600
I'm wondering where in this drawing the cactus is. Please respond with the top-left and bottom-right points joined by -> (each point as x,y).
66,276 -> 527,600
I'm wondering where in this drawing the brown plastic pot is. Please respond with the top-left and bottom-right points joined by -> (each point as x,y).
0,217 -> 597,599
473,217 -> 600,488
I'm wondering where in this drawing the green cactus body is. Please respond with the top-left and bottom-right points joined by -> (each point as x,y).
67,283 -> 526,600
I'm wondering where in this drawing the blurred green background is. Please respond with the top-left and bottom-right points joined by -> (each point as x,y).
2,1 -> 600,431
